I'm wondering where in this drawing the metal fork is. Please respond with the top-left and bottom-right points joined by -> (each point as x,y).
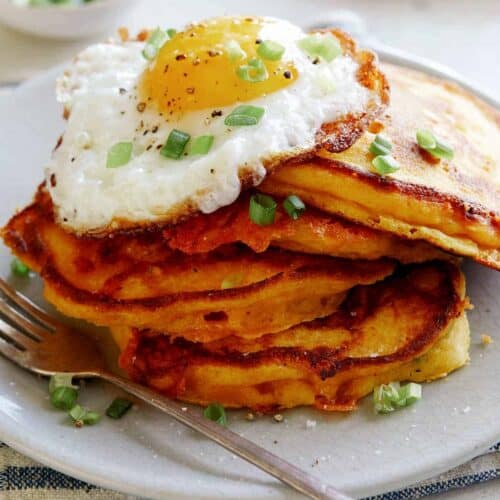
0,277 -> 351,500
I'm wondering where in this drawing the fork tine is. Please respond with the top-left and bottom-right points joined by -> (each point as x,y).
0,334 -> 26,366
0,316 -> 39,350
0,278 -> 57,330
0,297 -> 52,341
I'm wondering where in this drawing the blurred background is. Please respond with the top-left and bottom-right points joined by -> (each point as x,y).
0,0 -> 499,96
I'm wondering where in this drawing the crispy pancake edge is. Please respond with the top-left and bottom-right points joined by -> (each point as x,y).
114,261 -> 468,411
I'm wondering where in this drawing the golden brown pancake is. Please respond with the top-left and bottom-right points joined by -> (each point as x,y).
2,188 -> 394,343
113,261 -> 469,411
164,192 -> 450,263
261,63 -> 500,269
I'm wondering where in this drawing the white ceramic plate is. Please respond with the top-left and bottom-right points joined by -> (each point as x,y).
0,38 -> 499,500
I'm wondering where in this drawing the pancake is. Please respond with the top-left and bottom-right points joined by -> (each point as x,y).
260,63 -> 500,269
2,188 -> 394,342
164,192 -> 450,263
112,261 -> 469,411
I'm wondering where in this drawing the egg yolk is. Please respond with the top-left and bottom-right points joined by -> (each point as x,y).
141,17 -> 298,115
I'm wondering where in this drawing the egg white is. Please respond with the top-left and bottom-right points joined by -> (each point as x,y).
46,18 -> 375,233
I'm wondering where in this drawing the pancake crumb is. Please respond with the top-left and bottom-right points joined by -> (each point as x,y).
481,334 -> 492,345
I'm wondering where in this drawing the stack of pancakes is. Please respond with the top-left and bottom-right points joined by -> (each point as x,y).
3,60 -> 498,412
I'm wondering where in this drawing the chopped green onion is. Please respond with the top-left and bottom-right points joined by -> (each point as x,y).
225,39 -> 246,61
189,135 -> 214,155
81,410 -> 100,425
373,382 -> 401,414
236,58 -> 269,83
142,28 -> 169,61
160,129 -> 191,159
69,405 -> 100,426
10,258 -> 30,277
69,405 -> 85,421
283,195 -> 306,220
249,194 -> 277,226
49,374 -> 79,411
50,386 -> 78,411
298,33 -> 342,62
224,105 -> 265,126
203,403 -> 227,426
398,382 -> 422,406
106,142 -> 133,168
416,129 -> 437,150
49,373 -> 77,394
257,40 -> 285,61
374,382 -> 422,414
167,28 -> 177,39
372,155 -> 400,175
221,273 -> 243,290
416,129 -> 454,160
429,141 -> 454,160
372,134 -> 392,150
369,142 -> 391,157
106,398 -> 133,419
369,134 -> 393,157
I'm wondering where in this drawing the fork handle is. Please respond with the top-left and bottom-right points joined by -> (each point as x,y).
100,372 -> 352,500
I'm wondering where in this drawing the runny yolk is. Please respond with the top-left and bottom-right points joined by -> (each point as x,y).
141,16 -> 298,115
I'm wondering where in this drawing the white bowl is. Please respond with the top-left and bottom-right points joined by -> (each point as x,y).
0,0 -> 140,40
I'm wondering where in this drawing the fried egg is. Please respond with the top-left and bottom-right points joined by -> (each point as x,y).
46,16 -> 387,234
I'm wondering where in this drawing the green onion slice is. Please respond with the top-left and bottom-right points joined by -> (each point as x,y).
429,141 -> 454,160
167,28 -> 177,39
224,105 -> 265,126
189,135 -> 214,155
106,142 -> 133,168
81,410 -> 100,425
236,58 -> 269,83
398,382 -> 422,406
142,28 -> 169,61
283,195 -> 306,220
369,134 -> 392,157
369,142 -> 391,156
374,382 -> 422,414
373,382 -> 400,414
416,129 -> 437,150
106,398 -> 133,419
50,386 -> 79,411
257,40 -> 285,61
373,134 -> 392,150
10,258 -> 30,277
203,403 -> 227,426
49,373 -> 77,394
372,155 -> 400,176
249,194 -> 277,226
160,129 -> 191,159
225,39 -> 246,61
416,129 -> 454,160
298,33 -> 342,62
69,405 -> 100,426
